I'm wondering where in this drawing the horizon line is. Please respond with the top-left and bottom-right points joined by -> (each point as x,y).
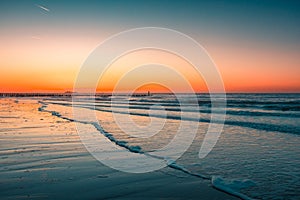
1,92 -> 300,95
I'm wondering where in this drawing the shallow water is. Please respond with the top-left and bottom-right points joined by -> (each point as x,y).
0,98 -> 236,200
41,93 -> 300,199
3,93 -> 299,199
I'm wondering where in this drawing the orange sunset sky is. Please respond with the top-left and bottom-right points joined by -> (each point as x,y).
1,1 -> 299,93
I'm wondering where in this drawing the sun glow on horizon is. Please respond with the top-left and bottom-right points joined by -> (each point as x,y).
96,49 -> 208,94
0,1 -> 299,93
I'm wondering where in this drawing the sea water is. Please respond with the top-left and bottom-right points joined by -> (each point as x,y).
41,93 -> 300,199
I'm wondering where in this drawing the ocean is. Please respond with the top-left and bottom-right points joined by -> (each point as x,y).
37,93 -> 300,199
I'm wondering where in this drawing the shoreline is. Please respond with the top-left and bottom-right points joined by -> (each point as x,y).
0,98 -> 238,199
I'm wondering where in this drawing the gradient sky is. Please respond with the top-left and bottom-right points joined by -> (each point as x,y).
0,0 -> 299,93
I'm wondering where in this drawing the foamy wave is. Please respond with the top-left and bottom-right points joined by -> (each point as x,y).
212,176 -> 256,200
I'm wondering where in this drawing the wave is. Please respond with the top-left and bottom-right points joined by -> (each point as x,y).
212,176 -> 256,200
46,99 -> 300,119
91,101 -> 300,118
70,94 -> 300,110
44,101 -> 300,135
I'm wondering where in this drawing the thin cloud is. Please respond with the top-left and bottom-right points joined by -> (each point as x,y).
31,36 -> 41,40
36,4 -> 50,12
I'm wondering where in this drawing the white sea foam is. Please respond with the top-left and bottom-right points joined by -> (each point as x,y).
166,159 -> 189,173
212,176 -> 256,200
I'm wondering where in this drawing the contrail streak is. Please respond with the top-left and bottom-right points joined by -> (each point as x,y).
36,4 -> 50,12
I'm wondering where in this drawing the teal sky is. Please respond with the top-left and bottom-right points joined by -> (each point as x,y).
0,0 -> 299,92
1,0 -> 299,46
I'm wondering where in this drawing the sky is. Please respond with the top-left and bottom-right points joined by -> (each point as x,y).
0,0 -> 299,93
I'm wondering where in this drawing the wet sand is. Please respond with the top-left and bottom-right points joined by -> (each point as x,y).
0,98 -> 238,199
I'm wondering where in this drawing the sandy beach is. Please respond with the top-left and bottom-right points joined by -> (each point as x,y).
0,98 -> 238,199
